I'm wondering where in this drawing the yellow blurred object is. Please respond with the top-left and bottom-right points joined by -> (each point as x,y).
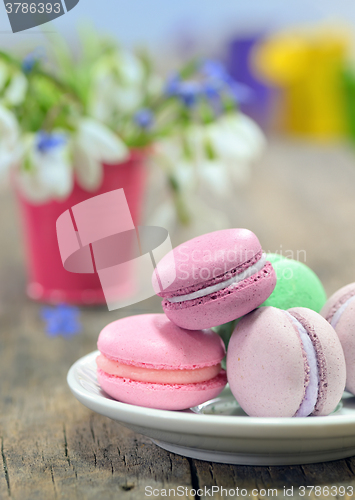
252,25 -> 350,139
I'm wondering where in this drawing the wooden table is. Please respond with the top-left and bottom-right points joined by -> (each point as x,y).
2,136 -> 355,499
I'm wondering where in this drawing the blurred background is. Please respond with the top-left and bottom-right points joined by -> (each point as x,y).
1,0 -> 355,320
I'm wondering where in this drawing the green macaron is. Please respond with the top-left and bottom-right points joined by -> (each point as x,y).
261,253 -> 327,312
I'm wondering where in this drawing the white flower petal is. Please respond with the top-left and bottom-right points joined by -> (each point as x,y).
221,114 -> 266,159
4,72 -> 28,106
38,156 -> 73,200
204,113 -> 265,163
89,78 -> 117,123
118,51 -> 144,85
16,169 -> 52,203
73,145 -> 103,191
16,135 -> 73,203
75,118 -> 129,163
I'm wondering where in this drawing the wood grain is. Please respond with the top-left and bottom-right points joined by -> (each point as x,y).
1,136 -> 355,499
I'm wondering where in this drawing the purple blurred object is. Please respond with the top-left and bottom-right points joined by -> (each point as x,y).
134,108 -> 154,129
227,34 -> 274,129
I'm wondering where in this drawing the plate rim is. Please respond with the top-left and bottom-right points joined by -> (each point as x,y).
67,351 -> 355,440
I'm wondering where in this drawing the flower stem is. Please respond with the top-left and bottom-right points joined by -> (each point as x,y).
168,175 -> 190,225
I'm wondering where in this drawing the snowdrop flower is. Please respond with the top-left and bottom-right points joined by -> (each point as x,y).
0,63 -> 27,106
199,113 -> 265,194
89,76 -> 119,124
153,137 -> 196,194
3,71 -> 28,106
72,118 -> 129,191
0,105 -> 20,175
119,50 -> 145,85
90,50 -> 147,121
205,113 -> 265,163
153,112 -> 265,200
16,131 -> 72,203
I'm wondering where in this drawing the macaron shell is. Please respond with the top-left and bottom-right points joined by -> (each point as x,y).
227,307 -> 306,417
97,369 -> 227,410
261,254 -> 327,312
163,262 -> 276,330
153,228 -> 262,295
322,298 -> 355,395
320,282 -> 355,322
97,314 -> 225,369
288,307 -> 346,416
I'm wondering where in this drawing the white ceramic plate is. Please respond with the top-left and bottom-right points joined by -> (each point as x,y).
67,351 -> 355,466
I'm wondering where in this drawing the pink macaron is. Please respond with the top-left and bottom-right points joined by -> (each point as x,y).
96,313 -> 227,410
227,306 -> 346,417
321,282 -> 355,395
152,228 -> 276,330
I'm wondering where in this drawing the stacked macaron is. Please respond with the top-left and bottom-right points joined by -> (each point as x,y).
227,306 -> 346,417
97,228 -> 277,410
152,229 -> 277,330
261,253 -> 327,312
97,314 -> 227,410
321,283 -> 355,395
95,227 -> 349,418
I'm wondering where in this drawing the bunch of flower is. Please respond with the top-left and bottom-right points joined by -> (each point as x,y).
0,27 -> 265,224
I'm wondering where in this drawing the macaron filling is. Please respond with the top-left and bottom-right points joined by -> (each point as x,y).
286,312 -> 319,417
329,294 -> 355,328
166,253 -> 267,304
96,354 -> 222,384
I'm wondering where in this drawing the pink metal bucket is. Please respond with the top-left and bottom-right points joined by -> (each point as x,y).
16,152 -> 147,304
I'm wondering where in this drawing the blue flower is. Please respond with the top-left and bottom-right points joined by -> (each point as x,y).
41,304 -> 82,338
177,81 -> 203,107
201,59 -> 253,104
22,48 -> 45,74
165,74 -> 181,97
165,60 -> 252,110
36,131 -> 67,154
134,108 -> 154,129
165,75 -> 204,108
200,59 -> 229,81
22,54 -> 36,74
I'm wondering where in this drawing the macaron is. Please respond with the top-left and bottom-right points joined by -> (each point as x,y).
96,313 -> 227,410
261,253 -> 327,312
215,254 -> 327,352
321,282 -> 355,395
152,229 -> 276,330
227,306 -> 346,417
